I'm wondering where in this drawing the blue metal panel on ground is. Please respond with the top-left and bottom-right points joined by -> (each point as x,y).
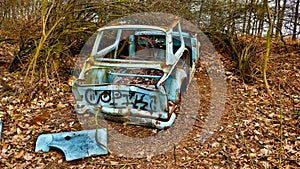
35,129 -> 108,161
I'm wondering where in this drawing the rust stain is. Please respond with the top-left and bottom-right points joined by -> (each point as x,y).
155,120 -> 161,125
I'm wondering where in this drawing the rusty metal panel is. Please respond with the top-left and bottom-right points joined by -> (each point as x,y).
35,129 -> 108,161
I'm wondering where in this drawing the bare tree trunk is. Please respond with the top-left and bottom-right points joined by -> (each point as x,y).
263,0 -> 275,103
246,0 -> 254,34
292,0 -> 299,40
252,15 -> 258,35
271,0 -> 278,36
276,0 -> 287,37
257,17 -> 264,37
228,0 -> 236,36
209,0 -> 217,31
242,0 -> 248,33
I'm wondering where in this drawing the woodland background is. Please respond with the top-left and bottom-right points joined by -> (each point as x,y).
0,0 -> 299,168
0,0 -> 299,83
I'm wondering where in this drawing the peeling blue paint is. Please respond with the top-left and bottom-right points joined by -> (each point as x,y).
35,129 -> 108,161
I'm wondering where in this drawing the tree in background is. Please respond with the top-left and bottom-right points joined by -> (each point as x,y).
275,0 -> 287,37
292,0 -> 299,40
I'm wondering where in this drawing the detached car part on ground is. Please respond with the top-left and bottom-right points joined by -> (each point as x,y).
72,19 -> 201,129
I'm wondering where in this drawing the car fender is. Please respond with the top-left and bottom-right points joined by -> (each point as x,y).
164,68 -> 187,103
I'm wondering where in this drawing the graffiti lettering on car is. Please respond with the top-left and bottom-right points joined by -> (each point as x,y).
84,89 -> 157,112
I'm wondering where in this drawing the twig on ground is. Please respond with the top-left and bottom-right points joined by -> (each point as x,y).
233,108 -> 255,168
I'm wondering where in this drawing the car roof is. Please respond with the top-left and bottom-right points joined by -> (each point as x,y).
97,18 -> 180,33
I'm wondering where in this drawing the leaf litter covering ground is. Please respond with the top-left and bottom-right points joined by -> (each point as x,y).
0,45 -> 300,168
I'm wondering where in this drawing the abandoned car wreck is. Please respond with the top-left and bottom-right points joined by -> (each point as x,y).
72,19 -> 201,129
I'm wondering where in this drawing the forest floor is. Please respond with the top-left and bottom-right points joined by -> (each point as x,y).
0,39 -> 299,169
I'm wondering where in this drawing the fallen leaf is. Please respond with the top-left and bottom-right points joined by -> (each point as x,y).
110,161 -> 119,165
57,103 -> 66,109
30,112 -> 50,124
15,150 -> 24,159
23,152 -> 33,161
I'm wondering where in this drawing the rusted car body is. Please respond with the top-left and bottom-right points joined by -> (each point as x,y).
72,19 -> 200,129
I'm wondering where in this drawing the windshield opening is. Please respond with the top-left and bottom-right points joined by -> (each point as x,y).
94,29 -> 167,62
